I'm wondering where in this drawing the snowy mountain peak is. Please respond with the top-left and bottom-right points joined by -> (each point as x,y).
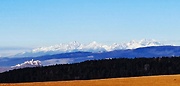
122,39 -> 163,49
139,39 -> 162,46
15,39 -> 166,57
11,59 -> 42,69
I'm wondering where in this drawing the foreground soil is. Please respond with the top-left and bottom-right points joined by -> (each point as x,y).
0,75 -> 180,86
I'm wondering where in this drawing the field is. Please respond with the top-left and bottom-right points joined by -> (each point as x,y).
0,75 -> 180,86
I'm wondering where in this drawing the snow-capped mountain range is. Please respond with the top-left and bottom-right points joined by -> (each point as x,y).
15,39 -> 165,57
0,39 -> 176,73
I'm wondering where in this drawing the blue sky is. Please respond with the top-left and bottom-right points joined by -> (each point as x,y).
0,0 -> 180,47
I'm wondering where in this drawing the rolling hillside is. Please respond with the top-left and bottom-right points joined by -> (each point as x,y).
1,57 -> 180,83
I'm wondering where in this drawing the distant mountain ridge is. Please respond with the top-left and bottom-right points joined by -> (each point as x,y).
15,39 -> 165,57
1,45 -> 180,73
0,39 -> 175,73
1,45 -> 179,66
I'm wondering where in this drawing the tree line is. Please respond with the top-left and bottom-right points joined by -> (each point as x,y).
1,56 -> 180,83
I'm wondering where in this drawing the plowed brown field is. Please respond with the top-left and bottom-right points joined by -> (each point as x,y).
0,75 -> 180,86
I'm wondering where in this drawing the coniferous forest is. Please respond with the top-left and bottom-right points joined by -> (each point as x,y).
1,57 -> 180,83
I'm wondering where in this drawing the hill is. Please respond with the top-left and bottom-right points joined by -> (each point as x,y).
0,74 -> 180,86
1,57 -> 180,83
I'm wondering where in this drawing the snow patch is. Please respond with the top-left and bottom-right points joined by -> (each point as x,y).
41,58 -> 73,66
87,56 -> 94,58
